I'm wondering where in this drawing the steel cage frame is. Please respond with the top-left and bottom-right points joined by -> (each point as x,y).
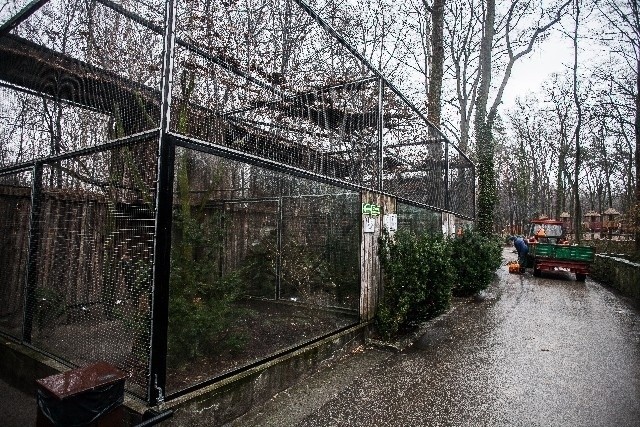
0,0 -> 476,406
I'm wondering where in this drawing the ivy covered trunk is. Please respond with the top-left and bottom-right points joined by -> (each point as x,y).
475,122 -> 497,235
635,57 -> 640,251
474,0 -> 496,236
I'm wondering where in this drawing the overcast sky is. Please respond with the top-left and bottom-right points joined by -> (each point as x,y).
502,34 -> 574,108
501,15 -> 614,111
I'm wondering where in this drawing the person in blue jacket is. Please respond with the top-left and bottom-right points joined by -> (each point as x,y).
512,236 -> 529,270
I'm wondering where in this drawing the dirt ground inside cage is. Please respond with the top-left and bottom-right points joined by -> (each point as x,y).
165,298 -> 358,394
24,298 -> 358,398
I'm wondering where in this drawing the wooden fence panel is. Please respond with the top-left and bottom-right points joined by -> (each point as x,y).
0,186 -> 31,324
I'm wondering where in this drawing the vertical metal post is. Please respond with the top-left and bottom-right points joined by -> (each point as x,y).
445,141 -> 450,212
377,78 -> 384,192
472,163 -> 477,221
276,197 -> 282,300
149,0 -> 177,406
22,163 -> 43,344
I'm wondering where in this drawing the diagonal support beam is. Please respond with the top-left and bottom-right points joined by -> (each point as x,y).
94,0 -> 285,98
0,0 -> 51,36
222,76 -> 378,117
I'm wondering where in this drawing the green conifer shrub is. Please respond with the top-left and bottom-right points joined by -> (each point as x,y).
376,231 -> 454,339
450,228 -> 502,296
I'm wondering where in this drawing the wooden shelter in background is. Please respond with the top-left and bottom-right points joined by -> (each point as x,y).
602,208 -> 621,232
584,210 -> 602,232
560,211 -> 571,232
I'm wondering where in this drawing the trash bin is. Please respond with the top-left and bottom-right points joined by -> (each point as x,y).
36,361 -> 127,427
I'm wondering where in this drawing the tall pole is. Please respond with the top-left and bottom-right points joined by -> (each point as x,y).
445,141 -> 450,212
22,162 -> 43,343
149,0 -> 177,406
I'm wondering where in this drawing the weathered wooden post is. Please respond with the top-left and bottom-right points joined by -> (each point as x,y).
360,191 -> 395,322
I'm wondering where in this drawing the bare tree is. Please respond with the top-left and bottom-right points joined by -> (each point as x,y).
570,0 -> 584,242
443,0 -> 482,152
597,78 -> 637,212
595,0 -> 640,248
371,0 -> 431,103
545,74 -> 576,220
475,0 -> 571,234
498,94 -> 562,232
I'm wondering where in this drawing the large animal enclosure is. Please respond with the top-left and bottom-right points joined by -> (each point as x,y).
0,0 -> 474,406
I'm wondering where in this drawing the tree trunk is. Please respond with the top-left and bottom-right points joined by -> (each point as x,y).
555,150 -> 565,220
427,0 -> 444,127
474,0 -> 496,235
635,56 -> 640,250
476,122 -> 497,234
572,0 -> 582,244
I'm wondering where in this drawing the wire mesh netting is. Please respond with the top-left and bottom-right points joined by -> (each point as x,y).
449,145 -> 475,219
167,146 -> 360,395
396,202 -> 442,235
382,90 -> 447,208
0,1 -> 31,26
169,0 -> 379,189
164,0 -> 473,212
0,0 -> 164,400
0,0 -> 163,168
0,85 -> 114,165
279,192 -> 360,307
0,0 -> 473,208
0,0 -> 475,406
24,141 -> 156,399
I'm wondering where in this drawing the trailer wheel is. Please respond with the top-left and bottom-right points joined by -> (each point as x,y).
533,263 -> 541,277
576,273 -> 586,282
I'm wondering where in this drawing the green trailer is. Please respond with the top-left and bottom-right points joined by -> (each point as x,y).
525,219 -> 596,281
528,243 -> 595,281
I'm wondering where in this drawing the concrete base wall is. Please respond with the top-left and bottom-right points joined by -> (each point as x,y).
591,254 -> 640,306
0,322 -> 368,426
0,341 -> 66,395
0,340 -> 148,425
586,239 -> 636,255
159,323 -> 368,426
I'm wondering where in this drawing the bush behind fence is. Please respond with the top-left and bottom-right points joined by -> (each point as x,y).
376,229 -> 502,340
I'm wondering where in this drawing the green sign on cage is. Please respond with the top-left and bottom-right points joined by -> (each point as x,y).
362,203 -> 381,216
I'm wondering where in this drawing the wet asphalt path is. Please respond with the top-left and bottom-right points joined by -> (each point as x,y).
231,248 -> 640,427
